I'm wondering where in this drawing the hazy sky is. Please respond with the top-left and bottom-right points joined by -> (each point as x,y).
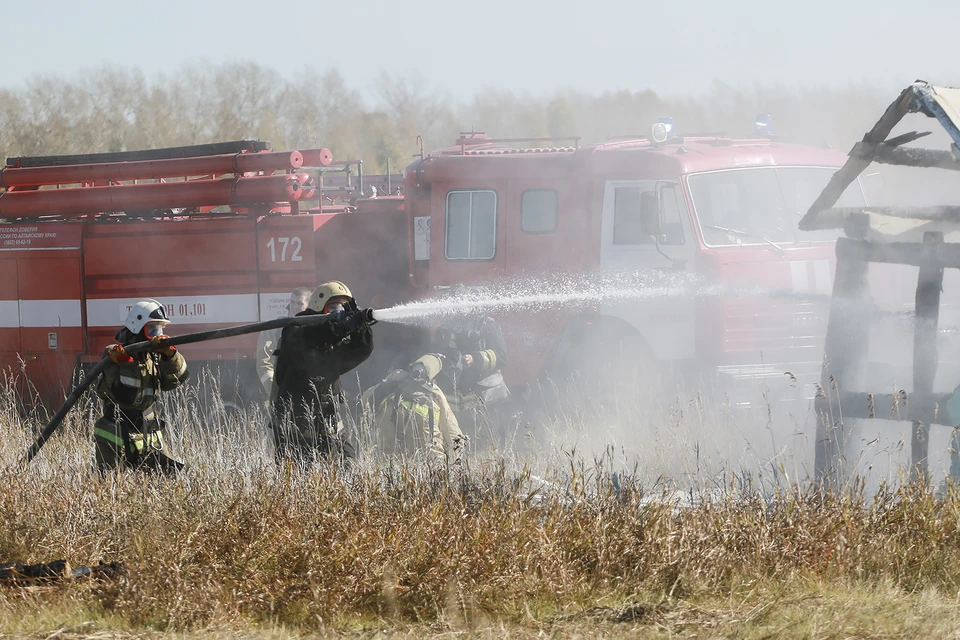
4,0 -> 956,101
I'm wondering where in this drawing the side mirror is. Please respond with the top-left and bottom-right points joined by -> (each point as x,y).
639,190 -> 660,237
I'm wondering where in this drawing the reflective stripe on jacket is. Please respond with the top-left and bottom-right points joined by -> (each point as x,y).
96,349 -> 188,412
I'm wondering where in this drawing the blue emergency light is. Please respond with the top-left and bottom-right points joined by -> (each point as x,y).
658,117 -> 675,137
755,114 -> 772,136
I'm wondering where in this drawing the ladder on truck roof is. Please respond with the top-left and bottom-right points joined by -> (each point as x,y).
6,140 -> 272,168
0,140 -> 335,220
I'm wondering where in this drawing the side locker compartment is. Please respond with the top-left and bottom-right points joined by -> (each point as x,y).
19,255 -> 84,406
0,222 -> 85,407
0,258 -> 21,380
256,215 -> 318,322
84,219 -> 262,407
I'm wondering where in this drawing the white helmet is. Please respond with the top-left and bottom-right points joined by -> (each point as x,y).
124,299 -> 171,334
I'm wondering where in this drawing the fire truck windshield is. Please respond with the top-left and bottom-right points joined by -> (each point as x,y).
687,166 -> 865,247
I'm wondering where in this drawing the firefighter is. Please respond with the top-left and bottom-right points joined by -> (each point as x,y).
361,353 -> 466,464
94,299 -> 189,475
433,287 -> 510,438
271,281 -> 375,465
256,287 -> 311,397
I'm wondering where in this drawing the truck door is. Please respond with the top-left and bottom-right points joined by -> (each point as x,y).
430,181 -> 507,289
599,179 -> 697,361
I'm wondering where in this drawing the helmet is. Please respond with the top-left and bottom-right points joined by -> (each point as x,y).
124,299 -> 170,334
308,281 -> 353,313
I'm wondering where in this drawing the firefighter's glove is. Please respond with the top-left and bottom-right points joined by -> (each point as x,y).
334,308 -> 376,337
149,335 -> 177,357
106,343 -> 133,364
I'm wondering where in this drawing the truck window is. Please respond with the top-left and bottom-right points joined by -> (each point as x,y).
613,186 -> 685,245
521,189 -> 557,233
688,167 -> 861,245
445,190 -> 497,260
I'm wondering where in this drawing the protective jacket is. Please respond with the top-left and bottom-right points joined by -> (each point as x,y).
272,309 -> 374,462
434,315 -> 510,405
362,355 -> 465,463
94,343 -> 189,474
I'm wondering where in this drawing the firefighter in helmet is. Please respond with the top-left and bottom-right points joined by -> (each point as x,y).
94,299 -> 189,475
362,353 -> 466,464
256,286 -> 311,397
433,286 -> 510,436
271,280 -> 375,464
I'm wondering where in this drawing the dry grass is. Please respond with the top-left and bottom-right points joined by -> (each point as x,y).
1,372 -> 960,637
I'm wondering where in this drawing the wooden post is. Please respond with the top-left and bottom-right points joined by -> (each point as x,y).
911,231 -> 945,482
816,227 -> 871,486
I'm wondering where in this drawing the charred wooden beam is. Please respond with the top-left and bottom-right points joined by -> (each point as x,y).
851,142 -> 960,171
883,130 -> 933,147
803,206 -> 960,231
835,236 -> 960,269
800,86 -> 915,231
816,250 -> 871,484
912,231 -> 945,481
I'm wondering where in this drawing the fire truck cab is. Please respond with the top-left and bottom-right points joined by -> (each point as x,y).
404,127 -> 866,402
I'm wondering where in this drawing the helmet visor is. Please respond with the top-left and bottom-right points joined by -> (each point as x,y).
144,322 -> 165,338
324,297 -> 349,313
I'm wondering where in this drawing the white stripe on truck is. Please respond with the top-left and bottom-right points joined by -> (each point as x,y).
0,299 -> 84,328
86,294 -> 260,327
20,300 -> 83,327
0,300 -> 19,328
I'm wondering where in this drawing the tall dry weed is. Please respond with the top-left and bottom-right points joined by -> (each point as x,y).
0,373 -> 959,633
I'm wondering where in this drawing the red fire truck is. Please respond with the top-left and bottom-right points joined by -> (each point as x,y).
403,125 -> 866,404
0,121 -> 866,412
0,141 -> 409,410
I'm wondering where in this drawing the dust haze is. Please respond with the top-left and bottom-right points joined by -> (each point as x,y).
4,61 -> 960,492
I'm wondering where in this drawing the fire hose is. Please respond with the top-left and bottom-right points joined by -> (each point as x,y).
19,307 -> 376,467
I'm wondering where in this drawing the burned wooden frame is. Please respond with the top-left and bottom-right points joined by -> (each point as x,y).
805,82 -> 960,485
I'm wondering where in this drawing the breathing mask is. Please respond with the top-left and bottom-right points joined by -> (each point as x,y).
144,322 -> 165,339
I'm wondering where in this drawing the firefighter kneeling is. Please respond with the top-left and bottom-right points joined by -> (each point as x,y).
362,354 -> 465,464
271,281 -> 375,465
94,299 -> 189,475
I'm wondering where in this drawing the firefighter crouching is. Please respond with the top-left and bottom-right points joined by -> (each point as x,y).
94,299 -> 189,475
256,286 -> 311,398
271,281 -> 375,465
434,299 -> 510,437
362,353 -> 466,464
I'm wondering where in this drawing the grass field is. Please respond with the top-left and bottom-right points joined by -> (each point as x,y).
1,375 -> 960,638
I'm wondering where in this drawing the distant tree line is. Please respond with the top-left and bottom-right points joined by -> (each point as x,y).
0,61 -> 896,174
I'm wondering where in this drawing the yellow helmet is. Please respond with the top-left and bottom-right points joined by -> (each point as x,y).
308,281 -> 353,312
